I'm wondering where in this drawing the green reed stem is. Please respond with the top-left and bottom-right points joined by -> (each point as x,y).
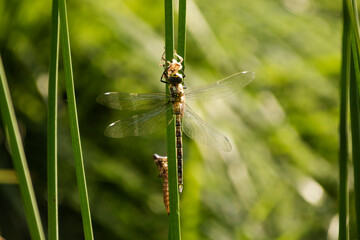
0,56 -> 45,240
350,34 -> 360,236
177,0 -> 187,64
339,1 -> 350,239
347,0 -> 360,51
165,0 -> 181,239
58,0 -> 94,239
47,0 -> 60,238
345,0 -> 360,235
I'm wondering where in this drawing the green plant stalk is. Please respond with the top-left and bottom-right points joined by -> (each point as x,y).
177,0 -> 187,64
347,0 -> 360,53
0,56 -> 45,240
338,0 -> 350,239
58,0 -> 94,239
47,0 -> 60,238
350,35 -> 360,235
165,0 -> 181,239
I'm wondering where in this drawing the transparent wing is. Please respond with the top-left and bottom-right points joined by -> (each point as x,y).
186,71 -> 255,101
182,105 -> 232,152
105,104 -> 172,138
96,92 -> 168,110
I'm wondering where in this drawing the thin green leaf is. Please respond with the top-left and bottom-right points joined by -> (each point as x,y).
47,0 -> 60,239
350,33 -> 360,237
164,0 -> 181,239
339,1 -> 350,239
177,0 -> 187,65
347,0 -> 360,52
58,0 -> 94,239
0,55 -> 45,240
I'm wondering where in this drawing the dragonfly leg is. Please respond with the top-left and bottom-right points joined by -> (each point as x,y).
159,51 -> 171,70
179,70 -> 187,88
174,51 -> 183,64
160,69 -> 169,84
180,69 -> 186,78
159,50 -> 167,65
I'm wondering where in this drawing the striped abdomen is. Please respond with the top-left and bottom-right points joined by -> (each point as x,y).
173,101 -> 184,193
169,83 -> 185,193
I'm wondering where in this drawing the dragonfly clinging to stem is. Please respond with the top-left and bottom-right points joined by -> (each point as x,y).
97,53 -> 255,193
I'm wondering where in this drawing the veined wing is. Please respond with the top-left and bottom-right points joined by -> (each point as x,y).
186,71 -> 255,101
182,105 -> 232,152
105,104 -> 172,138
96,92 -> 168,110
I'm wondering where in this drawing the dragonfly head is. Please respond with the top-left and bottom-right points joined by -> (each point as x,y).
168,72 -> 184,84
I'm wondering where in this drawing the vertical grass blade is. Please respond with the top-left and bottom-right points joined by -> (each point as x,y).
177,0 -> 187,64
164,0 -> 181,239
47,0 -> 60,239
0,56 -> 45,240
346,0 -> 360,235
58,0 -> 94,239
339,1 -> 350,239
347,0 -> 360,52
350,35 -> 360,236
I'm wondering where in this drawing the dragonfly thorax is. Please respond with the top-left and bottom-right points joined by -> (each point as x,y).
167,72 -> 183,84
169,83 -> 185,103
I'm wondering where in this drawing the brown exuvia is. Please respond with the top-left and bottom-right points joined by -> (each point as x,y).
153,153 -> 169,215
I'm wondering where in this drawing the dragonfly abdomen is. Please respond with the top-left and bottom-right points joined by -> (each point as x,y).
175,113 -> 183,193
170,82 -> 185,193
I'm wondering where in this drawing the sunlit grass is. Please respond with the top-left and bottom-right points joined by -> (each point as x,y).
47,0 -> 60,239
339,0 -> 360,238
164,1 -> 187,239
0,56 -> 45,240
0,0 -> 345,238
177,0 -> 187,63
58,0 -> 94,238
164,0 -> 181,239
338,1 -> 349,239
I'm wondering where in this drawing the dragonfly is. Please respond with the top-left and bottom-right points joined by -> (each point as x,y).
97,55 -> 255,193
153,153 -> 169,215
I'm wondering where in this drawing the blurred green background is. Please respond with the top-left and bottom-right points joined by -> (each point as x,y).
0,0 -> 342,239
